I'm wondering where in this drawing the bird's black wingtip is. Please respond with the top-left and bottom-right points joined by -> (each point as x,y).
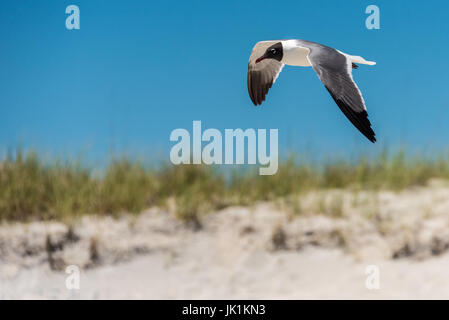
362,128 -> 376,143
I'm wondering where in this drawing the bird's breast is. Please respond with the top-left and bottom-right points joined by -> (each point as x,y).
282,46 -> 312,67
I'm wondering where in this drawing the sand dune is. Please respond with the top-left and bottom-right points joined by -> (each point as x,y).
3,184 -> 449,299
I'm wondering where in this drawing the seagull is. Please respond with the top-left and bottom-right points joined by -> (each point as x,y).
247,39 -> 377,142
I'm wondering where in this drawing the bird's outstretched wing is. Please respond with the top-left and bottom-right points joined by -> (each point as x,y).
307,46 -> 376,143
247,41 -> 284,105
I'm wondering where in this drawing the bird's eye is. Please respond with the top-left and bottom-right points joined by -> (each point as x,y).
271,49 -> 276,54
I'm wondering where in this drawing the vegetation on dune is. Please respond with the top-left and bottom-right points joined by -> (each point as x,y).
1,150 -> 449,222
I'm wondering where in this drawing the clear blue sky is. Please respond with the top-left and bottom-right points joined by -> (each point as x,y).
1,0 -> 448,164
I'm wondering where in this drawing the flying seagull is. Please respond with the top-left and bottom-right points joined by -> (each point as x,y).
247,39 -> 377,142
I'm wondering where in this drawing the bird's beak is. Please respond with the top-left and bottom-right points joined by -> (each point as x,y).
255,55 -> 267,63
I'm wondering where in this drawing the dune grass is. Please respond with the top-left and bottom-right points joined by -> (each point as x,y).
1,150 -> 449,222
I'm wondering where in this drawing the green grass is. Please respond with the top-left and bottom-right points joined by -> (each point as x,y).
1,149 -> 449,222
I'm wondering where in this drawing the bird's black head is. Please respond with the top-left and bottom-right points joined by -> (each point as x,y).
256,42 -> 283,63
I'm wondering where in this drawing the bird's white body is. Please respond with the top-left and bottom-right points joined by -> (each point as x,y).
281,40 -> 312,66
280,40 -> 376,67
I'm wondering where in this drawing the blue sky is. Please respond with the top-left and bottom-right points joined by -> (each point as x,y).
1,0 -> 448,164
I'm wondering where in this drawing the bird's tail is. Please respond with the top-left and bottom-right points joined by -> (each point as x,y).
347,54 -> 376,65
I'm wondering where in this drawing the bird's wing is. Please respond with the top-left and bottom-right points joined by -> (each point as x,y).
307,46 -> 376,143
247,41 -> 284,105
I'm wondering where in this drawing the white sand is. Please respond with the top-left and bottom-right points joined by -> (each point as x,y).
3,245 -> 449,299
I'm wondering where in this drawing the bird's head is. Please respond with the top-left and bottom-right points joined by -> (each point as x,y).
255,42 -> 283,63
